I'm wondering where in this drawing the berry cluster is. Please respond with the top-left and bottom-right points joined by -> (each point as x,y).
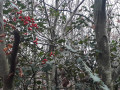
33,38 -> 38,45
41,52 -> 55,64
4,10 -> 39,31
17,10 -> 38,30
17,10 -> 22,14
49,52 -> 55,56
41,59 -> 48,64
3,10 -> 40,53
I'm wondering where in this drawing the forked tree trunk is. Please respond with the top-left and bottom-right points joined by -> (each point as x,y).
94,0 -> 113,89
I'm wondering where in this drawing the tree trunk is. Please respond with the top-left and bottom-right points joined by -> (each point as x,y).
0,1 -> 12,90
94,0 -> 113,89
0,1 -> 20,90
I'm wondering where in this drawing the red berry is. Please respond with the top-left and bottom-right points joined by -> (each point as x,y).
28,19 -> 31,22
24,33 -> 27,35
33,40 -> 37,43
24,16 -> 27,20
19,16 -> 22,19
32,21 -> 35,23
13,17 -> 16,22
17,12 -> 20,14
36,26 -> 39,29
42,61 -> 46,64
3,19 -> 7,22
34,23 -> 37,27
36,38 -> 38,40
31,18 -> 34,20
32,23 -> 34,27
19,10 -> 22,14
30,25 -> 33,27
27,16 -> 30,19
24,21 -> 29,25
21,19 -> 24,21
17,10 -> 22,14
28,27 -> 32,30
43,59 -> 47,61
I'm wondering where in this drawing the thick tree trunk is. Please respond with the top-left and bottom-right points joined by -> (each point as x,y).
0,1 -> 11,90
0,1 -> 20,90
0,0 -> 9,77
94,0 -> 113,89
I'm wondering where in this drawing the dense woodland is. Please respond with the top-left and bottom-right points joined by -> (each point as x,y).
0,0 -> 120,90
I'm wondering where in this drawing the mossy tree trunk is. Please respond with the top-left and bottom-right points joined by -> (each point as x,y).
94,0 -> 113,89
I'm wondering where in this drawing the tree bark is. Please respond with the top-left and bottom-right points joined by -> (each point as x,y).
0,0 -> 9,77
0,1 -> 11,90
94,0 -> 113,89
0,1 -> 20,90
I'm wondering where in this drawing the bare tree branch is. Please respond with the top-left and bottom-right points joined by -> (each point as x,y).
62,0 -> 85,33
